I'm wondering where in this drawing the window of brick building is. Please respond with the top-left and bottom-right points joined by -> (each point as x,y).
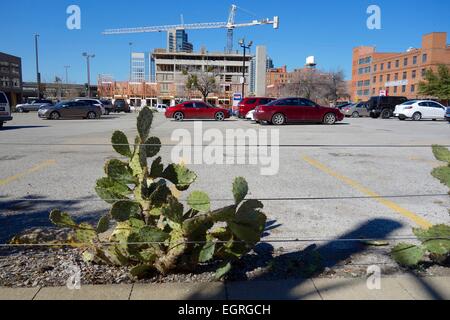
395,60 -> 399,68
403,72 -> 407,80
412,70 -> 416,79
411,84 -> 415,92
422,53 -> 427,63
402,85 -> 406,93
403,58 -> 408,66
413,56 -> 417,65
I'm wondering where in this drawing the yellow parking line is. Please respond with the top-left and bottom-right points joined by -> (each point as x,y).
0,160 -> 56,187
302,155 -> 432,229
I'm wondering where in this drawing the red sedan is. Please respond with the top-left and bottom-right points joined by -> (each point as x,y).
254,98 -> 344,125
165,101 -> 231,121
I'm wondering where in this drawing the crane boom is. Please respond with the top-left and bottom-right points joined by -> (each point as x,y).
102,4 -> 279,53
103,18 -> 278,35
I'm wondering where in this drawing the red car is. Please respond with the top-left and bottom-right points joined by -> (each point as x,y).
238,97 -> 276,118
165,101 -> 231,121
254,98 -> 344,125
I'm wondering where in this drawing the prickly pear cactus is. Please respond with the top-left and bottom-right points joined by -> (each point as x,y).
47,107 -> 267,279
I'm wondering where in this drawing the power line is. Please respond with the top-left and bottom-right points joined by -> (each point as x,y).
2,193 -> 448,204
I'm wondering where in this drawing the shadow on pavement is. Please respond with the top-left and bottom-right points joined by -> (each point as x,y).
0,126 -> 49,131
0,195 -> 108,244
186,218 -> 446,300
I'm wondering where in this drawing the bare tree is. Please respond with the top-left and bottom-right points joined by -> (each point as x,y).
183,66 -> 220,102
322,70 -> 349,106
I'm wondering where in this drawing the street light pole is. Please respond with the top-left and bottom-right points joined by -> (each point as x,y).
64,65 -> 70,98
129,42 -> 133,82
239,39 -> 253,99
82,53 -> 95,97
34,34 -> 41,99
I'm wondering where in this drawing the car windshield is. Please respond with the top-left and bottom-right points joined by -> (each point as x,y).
401,100 -> 416,105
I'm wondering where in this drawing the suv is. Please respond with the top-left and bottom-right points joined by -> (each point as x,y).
113,99 -> 131,113
16,99 -> 53,112
0,91 -> 13,128
368,96 -> 408,119
238,97 -> 276,119
74,98 -> 106,115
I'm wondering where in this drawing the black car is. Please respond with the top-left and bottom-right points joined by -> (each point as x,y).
113,99 -> 131,113
100,99 -> 114,114
368,96 -> 408,119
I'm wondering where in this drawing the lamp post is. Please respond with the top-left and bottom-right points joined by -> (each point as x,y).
239,38 -> 252,99
34,34 -> 41,98
82,53 -> 95,97
129,42 -> 133,82
64,65 -> 70,97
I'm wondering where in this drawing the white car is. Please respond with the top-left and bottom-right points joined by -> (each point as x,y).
394,100 -> 447,121
154,104 -> 168,113
245,110 -> 256,121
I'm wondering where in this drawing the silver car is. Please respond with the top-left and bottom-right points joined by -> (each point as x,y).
341,102 -> 370,118
16,99 -> 53,112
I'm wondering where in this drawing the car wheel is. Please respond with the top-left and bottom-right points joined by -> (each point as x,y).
352,112 -> 359,118
272,113 -> 286,125
174,112 -> 184,121
412,112 -> 422,121
398,116 -> 406,121
215,112 -> 225,121
87,111 -> 97,120
323,113 -> 337,125
17,107 -> 24,113
0,122 -> 3,128
381,109 -> 391,119
49,112 -> 60,120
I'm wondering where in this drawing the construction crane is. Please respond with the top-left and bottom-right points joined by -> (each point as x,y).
103,4 -> 279,53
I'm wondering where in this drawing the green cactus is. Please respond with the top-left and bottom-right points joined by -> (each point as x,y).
46,107 -> 267,279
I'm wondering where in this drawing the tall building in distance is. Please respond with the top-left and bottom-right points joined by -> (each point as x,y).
131,52 -> 146,83
167,29 -> 194,53
266,56 -> 274,70
250,46 -> 268,96
351,32 -> 450,101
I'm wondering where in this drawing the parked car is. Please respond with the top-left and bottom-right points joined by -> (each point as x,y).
0,91 -> 12,128
100,99 -> 114,114
38,100 -> 102,120
154,104 -> 168,113
165,101 -> 231,121
394,100 -> 447,121
445,107 -> 450,123
341,102 -> 370,118
336,102 -> 352,110
368,96 -> 408,119
113,99 -> 131,113
238,97 -> 276,119
15,99 -> 53,113
74,98 -> 106,115
245,109 -> 256,121
253,97 -> 344,125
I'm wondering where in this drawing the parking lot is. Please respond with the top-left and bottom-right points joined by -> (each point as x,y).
1,112 -> 449,257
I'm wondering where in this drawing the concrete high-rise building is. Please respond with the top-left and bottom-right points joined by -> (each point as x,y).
351,32 -> 450,101
167,29 -> 194,53
249,46 -> 268,96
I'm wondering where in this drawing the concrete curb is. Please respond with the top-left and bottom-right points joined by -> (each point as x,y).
1,276 -> 449,300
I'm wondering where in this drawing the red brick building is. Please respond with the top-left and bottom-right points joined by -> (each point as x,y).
351,32 -> 450,102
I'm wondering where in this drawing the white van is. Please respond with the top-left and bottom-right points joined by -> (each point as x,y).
0,91 -> 12,128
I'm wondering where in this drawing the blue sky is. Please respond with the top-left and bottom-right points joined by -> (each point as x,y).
1,0 -> 449,83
